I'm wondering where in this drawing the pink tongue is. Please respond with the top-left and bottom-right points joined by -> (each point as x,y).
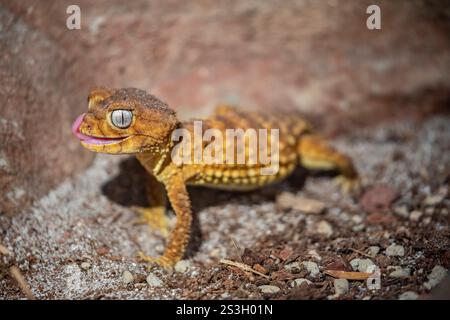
72,113 -> 88,140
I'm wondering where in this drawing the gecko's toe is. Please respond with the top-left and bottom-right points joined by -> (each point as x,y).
131,206 -> 169,238
137,252 -> 174,269
333,175 -> 362,195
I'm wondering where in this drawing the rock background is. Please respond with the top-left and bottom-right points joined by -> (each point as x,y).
1,0 -> 450,214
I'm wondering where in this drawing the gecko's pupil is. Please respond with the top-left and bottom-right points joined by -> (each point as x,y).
111,110 -> 132,128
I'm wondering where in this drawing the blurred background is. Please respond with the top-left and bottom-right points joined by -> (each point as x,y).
1,0 -> 449,215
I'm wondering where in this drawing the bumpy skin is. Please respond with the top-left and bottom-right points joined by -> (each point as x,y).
74,87 -> 359,268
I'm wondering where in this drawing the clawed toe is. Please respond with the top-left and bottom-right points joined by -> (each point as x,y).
333,175 -> 362,194
137,252 -> 174,269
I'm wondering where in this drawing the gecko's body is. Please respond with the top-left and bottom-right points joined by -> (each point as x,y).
72,88 -> 359,268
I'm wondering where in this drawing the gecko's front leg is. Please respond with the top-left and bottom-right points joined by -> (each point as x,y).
139,173 -> 192,268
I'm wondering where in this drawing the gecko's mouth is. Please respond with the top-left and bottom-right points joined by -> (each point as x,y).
72,113 -> 129,145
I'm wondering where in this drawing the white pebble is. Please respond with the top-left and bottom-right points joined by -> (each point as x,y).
80,262 -> 91,270
367,246 -> 380,256
174,260 -> 192,273
291,278 -> 312,288
388,266 -> 411,278
399,291 -> 419,300
385,244 -> 405,257
424,195 -> 444,206
394,206 -> 409,218
316,220 -> 333,237
409,210 -> 422,222
122,271 -> 134,284
284,262 -> 301,271
258,285 -> 280,294
146,274 -> 163,287
302,261 -> 320,277
350,258 -> 375,273
334,279 -> 349,295
424,265 -> 448,290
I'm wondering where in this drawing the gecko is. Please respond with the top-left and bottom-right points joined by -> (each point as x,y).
72,87 -> 360,268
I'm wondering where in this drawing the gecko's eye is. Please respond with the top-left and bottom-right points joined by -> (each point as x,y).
111,110 -> 133,129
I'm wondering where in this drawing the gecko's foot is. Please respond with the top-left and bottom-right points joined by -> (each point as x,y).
137,252 -> 175,269
333,175 -> 362,194
132,206 -> 169,237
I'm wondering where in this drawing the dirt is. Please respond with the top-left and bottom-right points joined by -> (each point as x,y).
0,115 -> 449,300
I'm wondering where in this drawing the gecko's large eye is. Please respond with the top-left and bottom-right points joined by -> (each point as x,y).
111,110 -> 133,129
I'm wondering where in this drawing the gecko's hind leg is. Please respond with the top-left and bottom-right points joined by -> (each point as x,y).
132,175 -> 169,237
298,134 -> 361,193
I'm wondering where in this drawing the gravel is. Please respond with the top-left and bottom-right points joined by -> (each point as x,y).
0,115 -> 448,299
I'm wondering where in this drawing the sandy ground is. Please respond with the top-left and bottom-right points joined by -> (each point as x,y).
0,115 -> 449,300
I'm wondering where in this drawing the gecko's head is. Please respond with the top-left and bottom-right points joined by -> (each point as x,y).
72,87 -> 178,154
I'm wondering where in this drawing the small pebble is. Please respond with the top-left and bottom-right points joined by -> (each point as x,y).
394,205 -> 409,218
80,262 -> 91,270
388,266 -> 411,278
409,210 -> 422,222
352,224 -> 365,232
399,291 -> 419,300
334,279 -> 349,296
351,215 -> 363,224
258,285 -> 280,294
424,195 -> 444,206
424,265 -> 448,290
307,249 -> 322,261
277,192 -> 326,214
302,261 -> 320,277
146,274 -> 163,287
316,220 -> 333,237
284,262 -> 301,271
367,246 -> 380,256
350,258 -> 375,273
385,243 -> 405,257
291,278 -> 312,288
122,271 -> 134,284
174,260 -> 192,273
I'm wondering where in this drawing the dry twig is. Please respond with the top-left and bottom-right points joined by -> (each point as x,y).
324,269 -> 373,280
10,266 -> 36,300
219,259 -> 269,279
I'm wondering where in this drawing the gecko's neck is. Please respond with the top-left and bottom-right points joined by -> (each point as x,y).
136,143 -> 172,177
